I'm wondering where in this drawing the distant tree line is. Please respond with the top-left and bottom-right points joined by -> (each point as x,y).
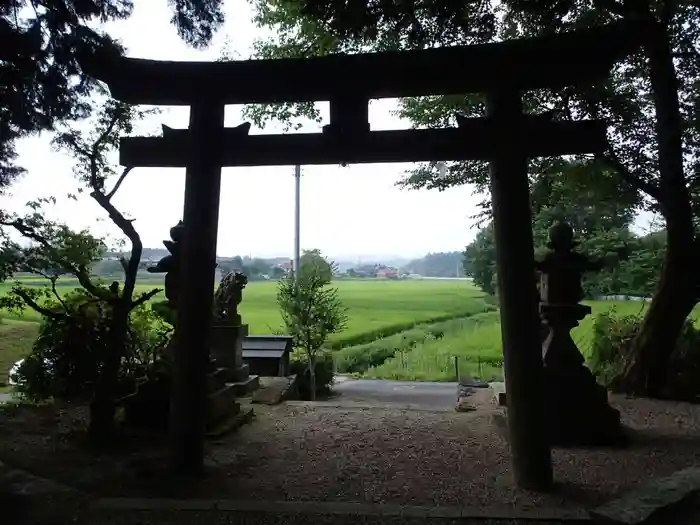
401,252 -> 465,278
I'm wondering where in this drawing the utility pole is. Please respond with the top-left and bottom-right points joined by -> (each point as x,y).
294,165 -> 301,278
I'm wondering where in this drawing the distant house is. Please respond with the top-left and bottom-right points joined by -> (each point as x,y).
376,267 -> 399,279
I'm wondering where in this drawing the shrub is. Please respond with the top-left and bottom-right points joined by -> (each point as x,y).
588,309 -> 641,386
290,350 -> 335,399
12,290 -> 171,402
588,309 -> 700,402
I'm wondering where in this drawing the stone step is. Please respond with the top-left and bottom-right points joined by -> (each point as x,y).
590,467 -> 700,525
206,385 -> 239,427
81,510 -> 581,525
84,499 -> 591,525
227,374 -> 260,397
207,404 -> 254,438
207,367 -> 228,392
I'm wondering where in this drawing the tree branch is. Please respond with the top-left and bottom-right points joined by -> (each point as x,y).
13,289 -> 62,319
48,275 -> 69,314
594,151 -> 661,200
133,288 -> 162,307
105,166 -> 134,200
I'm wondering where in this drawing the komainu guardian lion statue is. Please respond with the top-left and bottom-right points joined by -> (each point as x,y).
213,270 -> 248,325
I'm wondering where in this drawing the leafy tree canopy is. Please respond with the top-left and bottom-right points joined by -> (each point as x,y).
245,0 -> 698,219
1,0 -> 226,189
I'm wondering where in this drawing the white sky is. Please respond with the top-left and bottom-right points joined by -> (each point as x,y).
1,0 -> 483,260
2,1 -> 657,260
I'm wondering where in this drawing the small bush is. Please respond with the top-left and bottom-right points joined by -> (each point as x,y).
588,309 -> 700,402
12,290 -> 171,402
290,350 -> 335,399
588,309 -> 641,386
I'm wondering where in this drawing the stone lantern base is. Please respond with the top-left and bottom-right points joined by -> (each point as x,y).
540,303 -> 625,447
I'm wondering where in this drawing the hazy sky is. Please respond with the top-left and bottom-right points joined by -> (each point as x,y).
3,1 -> 656,260
1,0 -> 484,260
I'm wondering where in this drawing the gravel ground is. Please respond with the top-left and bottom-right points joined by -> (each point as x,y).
2,394 -> 700,516
88,394 -> 697,512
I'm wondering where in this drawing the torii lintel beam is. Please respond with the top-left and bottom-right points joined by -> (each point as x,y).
119,119 -> 608,168
79,20 -> 647,106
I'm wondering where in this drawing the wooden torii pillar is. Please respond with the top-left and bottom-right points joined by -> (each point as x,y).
78,21 -> 643,485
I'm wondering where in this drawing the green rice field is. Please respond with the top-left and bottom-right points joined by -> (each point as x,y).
0,275 -> 693,385
0,278 -> 489,383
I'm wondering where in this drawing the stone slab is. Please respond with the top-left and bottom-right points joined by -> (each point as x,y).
228,374 -> 260,397
590,467 -> 700,524
89,497 -> 591,520
0,461 -> 90,522
252,375 -> 298,405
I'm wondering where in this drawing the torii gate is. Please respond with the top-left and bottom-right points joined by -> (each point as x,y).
79,21 -> 643,489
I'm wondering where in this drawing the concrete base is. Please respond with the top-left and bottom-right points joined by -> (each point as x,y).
542,365 -> 624,447
490,382 -> 506,406
491,371 -> 625,448
227,375 -> 260,397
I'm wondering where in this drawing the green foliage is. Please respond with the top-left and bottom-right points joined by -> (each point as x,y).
11,289 -> 170,402
0,198 -> 108,287
465,213 -> 664,299
327,300 -> 495,349
333,306 -> 497,373
587,309 -> 641,386
336,313 -> 503,376
588,309 -> 700,402
464,223 -> 497,296
290,350 -> 335,397
151,299 -> 176,326
2,0 -> 226,185
299,248 -> 334,281
277,251 -> 347,398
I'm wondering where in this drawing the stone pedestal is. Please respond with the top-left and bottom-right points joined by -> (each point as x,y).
540,303 -> 623,447
210,324 -> 259,395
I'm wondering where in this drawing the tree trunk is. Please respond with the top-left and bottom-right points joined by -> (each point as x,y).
620,242 -> 697,396
88,304 -> 129,443
308,356 -> 317,401
619,16 -> 698,397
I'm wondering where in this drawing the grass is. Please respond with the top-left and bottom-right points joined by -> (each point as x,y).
0,278 -> 486,341
362,299 -> 700,382
0,278 -> 487,379
0,320 -> 40,386
4,274 -> 693,386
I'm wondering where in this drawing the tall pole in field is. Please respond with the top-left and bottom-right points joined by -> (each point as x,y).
294,164 -> 301,279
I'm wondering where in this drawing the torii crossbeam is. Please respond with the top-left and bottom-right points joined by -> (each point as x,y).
79,19 -> 645,489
